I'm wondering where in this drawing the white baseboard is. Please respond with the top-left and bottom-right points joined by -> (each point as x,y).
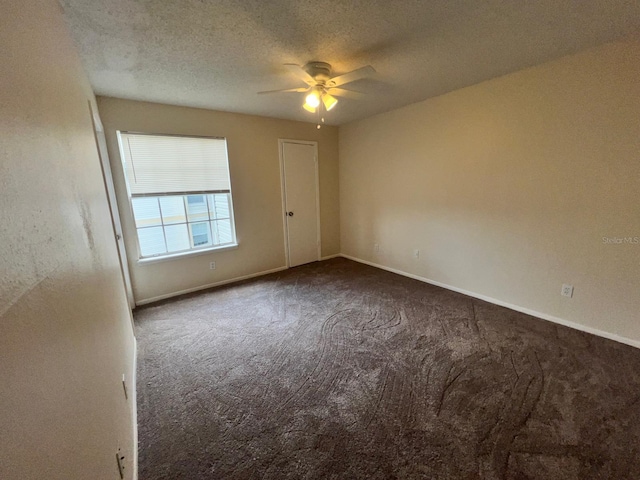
135,266 -> 289,306
131,336 -> 138,480
339,254 -> 640,350
320,254 -> 341,261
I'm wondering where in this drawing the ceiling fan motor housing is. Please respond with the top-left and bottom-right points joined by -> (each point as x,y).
304,62 -> 332,84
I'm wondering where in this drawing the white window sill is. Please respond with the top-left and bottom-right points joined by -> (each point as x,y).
137,243 -> 238,266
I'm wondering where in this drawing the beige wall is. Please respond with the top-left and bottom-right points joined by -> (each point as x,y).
97,97 -> 340,304
0,1 -> 136,479
339,39 -> 640,343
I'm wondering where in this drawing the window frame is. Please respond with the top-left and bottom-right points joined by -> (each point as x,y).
117,131 -> 238,264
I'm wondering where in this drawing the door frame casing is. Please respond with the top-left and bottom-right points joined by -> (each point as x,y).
278,139 -> 321,268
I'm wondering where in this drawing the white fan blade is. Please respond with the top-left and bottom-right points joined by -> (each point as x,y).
327,88 -> 364,99
258,87 -> 310,95
327,65 -> 375,88
283,63 -> 317,86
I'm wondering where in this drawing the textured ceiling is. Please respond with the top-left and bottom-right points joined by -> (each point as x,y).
61,0 -> 640,125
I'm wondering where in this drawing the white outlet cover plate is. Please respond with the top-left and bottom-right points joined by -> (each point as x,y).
561,284 -> 574,297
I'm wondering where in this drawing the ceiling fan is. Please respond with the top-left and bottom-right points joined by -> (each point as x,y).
259,61 -> 375,115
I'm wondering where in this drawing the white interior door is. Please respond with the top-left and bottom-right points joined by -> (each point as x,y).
280,140 -> 320,267
88,102 -> 135,310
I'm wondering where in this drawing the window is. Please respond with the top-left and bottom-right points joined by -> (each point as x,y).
118,133 -> 237,259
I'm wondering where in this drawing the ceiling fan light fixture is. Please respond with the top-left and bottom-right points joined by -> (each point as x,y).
302,102 -> 316,113
322,93 -> 338,111
304,89 -> 321,109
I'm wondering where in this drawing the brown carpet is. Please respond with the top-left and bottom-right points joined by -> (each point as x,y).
135,258 -> 640,479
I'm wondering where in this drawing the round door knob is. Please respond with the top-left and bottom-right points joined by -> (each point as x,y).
287,211 -> 294,216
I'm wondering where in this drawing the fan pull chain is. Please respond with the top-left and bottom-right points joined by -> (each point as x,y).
316,102 -> 326,129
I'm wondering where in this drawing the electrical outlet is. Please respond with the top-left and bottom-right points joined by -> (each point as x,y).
122,374 -> 128,400
209,261 -> 216,270
413,249 -> 420,259
561,284 -> 574,298
116,448 -> 125,479
374,243 -> 380,254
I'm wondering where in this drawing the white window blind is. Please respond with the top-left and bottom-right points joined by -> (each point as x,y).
120,133 -> 231,195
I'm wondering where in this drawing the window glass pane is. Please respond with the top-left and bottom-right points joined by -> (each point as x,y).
208,194 -> 230,219
213,219 -> 233,245
186,194 -> 209,222
159,196 -> 186,225
164,224 -> 190,253
190,222 -> 212,247
216,194 -> 230,218
210,220 -> 218,245
137,226 -> 166,256
187,194 -> 205,205
132,197 -> 161,227
207,195 -> 216,219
